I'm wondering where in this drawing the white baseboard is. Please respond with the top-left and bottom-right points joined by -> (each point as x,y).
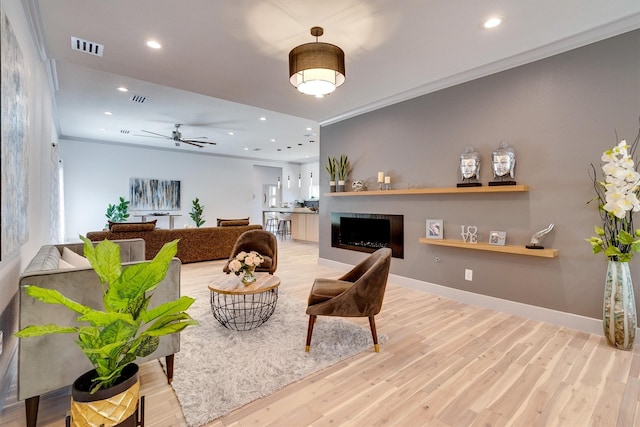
319,257 -> 611,336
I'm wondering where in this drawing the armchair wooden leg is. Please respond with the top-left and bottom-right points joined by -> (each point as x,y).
368,316 -> 380,352
305,315 -> 316,352
165,354 -> 175,383
25,395 -> 39,427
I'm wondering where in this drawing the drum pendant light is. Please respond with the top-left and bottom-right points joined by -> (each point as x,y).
289,27 -> 345,97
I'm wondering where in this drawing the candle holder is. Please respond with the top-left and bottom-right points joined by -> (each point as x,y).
384,176 -> 391,190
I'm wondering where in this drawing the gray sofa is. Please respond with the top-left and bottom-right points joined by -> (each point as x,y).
18,238 -> 181,427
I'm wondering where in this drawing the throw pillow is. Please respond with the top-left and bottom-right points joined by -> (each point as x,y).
217,217 -> 250,226
109,220 -> 157,232
61,247 -> 91,268
57,258 -> 76,269
219,220 -> 250,227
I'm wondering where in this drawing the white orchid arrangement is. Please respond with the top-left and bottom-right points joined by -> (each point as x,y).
587,127 -> 640,262
228,250 -> 264,276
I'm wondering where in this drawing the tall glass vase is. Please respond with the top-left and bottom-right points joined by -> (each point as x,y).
603,260 -> 636,350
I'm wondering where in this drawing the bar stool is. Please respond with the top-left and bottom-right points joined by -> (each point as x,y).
264,212 -> 278,234
277,212 -> 292,238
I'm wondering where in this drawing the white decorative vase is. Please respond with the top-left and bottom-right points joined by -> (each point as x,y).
329,180 -> 336,192
603,260 -> 636,350
337,180 -> 346,192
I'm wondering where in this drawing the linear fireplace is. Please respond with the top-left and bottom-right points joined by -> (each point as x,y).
331,212 -> 404,258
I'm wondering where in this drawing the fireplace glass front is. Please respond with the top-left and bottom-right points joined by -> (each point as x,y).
331,212 -> 404,258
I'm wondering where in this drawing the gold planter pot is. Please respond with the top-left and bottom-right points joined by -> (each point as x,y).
70,363 -> 140,427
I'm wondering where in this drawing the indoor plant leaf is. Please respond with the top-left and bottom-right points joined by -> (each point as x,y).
140,296 -> 196,323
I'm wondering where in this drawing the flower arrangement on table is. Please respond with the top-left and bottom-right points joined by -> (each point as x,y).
586,124 -> 640,350
228,251 -> 264,284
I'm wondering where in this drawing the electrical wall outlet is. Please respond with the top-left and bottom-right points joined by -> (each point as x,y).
465,269 -> 473,281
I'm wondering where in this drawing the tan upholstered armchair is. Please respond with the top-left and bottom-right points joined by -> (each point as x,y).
305,247 -> 392,352
223,229 -> 278,274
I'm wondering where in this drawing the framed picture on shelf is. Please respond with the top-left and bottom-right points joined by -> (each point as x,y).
426,219 -> 444,240
489,231 -> 506,246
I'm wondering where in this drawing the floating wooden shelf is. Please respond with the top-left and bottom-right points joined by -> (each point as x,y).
324,185 -> 529,197
419,238 -> 558,258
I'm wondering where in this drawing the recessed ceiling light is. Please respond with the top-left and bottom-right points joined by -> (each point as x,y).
146,40 -> 162,49
483,17 -> 502,29
244,147 -> 249,151
99,128 -> 107,132
270,139 -> 276,142
104,111 -> 112,116
117,87 -> 129,92
228,131 -> 234,136
259,117 -> 267,121
306,127 -> 312,131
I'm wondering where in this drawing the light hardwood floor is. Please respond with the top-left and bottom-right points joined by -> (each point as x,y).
1,239 -> 639,426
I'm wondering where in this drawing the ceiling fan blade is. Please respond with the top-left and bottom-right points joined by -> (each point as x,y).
183,139 -> 216,145
140,130 -> 171,138
182,140 -> 205,148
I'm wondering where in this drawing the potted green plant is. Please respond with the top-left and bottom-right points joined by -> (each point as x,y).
325,156 -> 337,192
337,154 -> 349,192
105,196 -> 130,228
15,236 -> 198,425
190,197 -> 206,227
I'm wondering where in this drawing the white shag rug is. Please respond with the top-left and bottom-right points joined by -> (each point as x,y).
167,286 -> 386,427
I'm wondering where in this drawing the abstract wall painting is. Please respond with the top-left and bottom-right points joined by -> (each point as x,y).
129,178 -> 181,211
1,7 -> 30,260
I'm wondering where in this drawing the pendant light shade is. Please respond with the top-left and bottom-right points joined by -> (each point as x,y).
289,27 -> 345,97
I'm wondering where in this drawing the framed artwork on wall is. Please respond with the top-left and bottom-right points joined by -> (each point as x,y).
426,219 -> 444,240
1,7 -> 30,260
129,178 -> 181,211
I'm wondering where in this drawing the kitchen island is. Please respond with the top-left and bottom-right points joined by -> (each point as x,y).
262,208 -> 319,242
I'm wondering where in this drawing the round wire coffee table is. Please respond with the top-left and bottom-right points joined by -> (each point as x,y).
208,274 -> 280,331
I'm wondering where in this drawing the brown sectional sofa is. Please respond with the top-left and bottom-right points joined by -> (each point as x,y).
86,224 -> 263,263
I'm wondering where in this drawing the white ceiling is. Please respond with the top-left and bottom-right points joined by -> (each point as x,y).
31,0 -> 640,163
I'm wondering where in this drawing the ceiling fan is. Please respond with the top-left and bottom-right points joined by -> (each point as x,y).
138,124 -> 217,148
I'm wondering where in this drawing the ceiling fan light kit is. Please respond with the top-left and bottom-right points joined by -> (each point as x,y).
289,27 -> 345,97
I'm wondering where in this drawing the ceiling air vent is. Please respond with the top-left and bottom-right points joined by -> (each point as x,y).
70,36 -> 103,57
120,129 -> 130,134
130,94 -> 147,103
252,148 -> 262,151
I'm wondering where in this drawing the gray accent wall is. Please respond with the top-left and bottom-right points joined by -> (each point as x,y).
319,29 -> 640,320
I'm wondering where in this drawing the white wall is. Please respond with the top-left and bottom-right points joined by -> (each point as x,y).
59,139 -> 318,238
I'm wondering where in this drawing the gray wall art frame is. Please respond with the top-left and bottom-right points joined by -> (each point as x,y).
1,6 -> 30,260
129,178 -> 181,211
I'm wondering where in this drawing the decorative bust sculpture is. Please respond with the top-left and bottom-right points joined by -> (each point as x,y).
457,147 -> 482,187
490,141 -> 516,186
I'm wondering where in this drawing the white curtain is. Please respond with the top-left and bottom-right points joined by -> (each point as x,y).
49,143 -> 64,243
